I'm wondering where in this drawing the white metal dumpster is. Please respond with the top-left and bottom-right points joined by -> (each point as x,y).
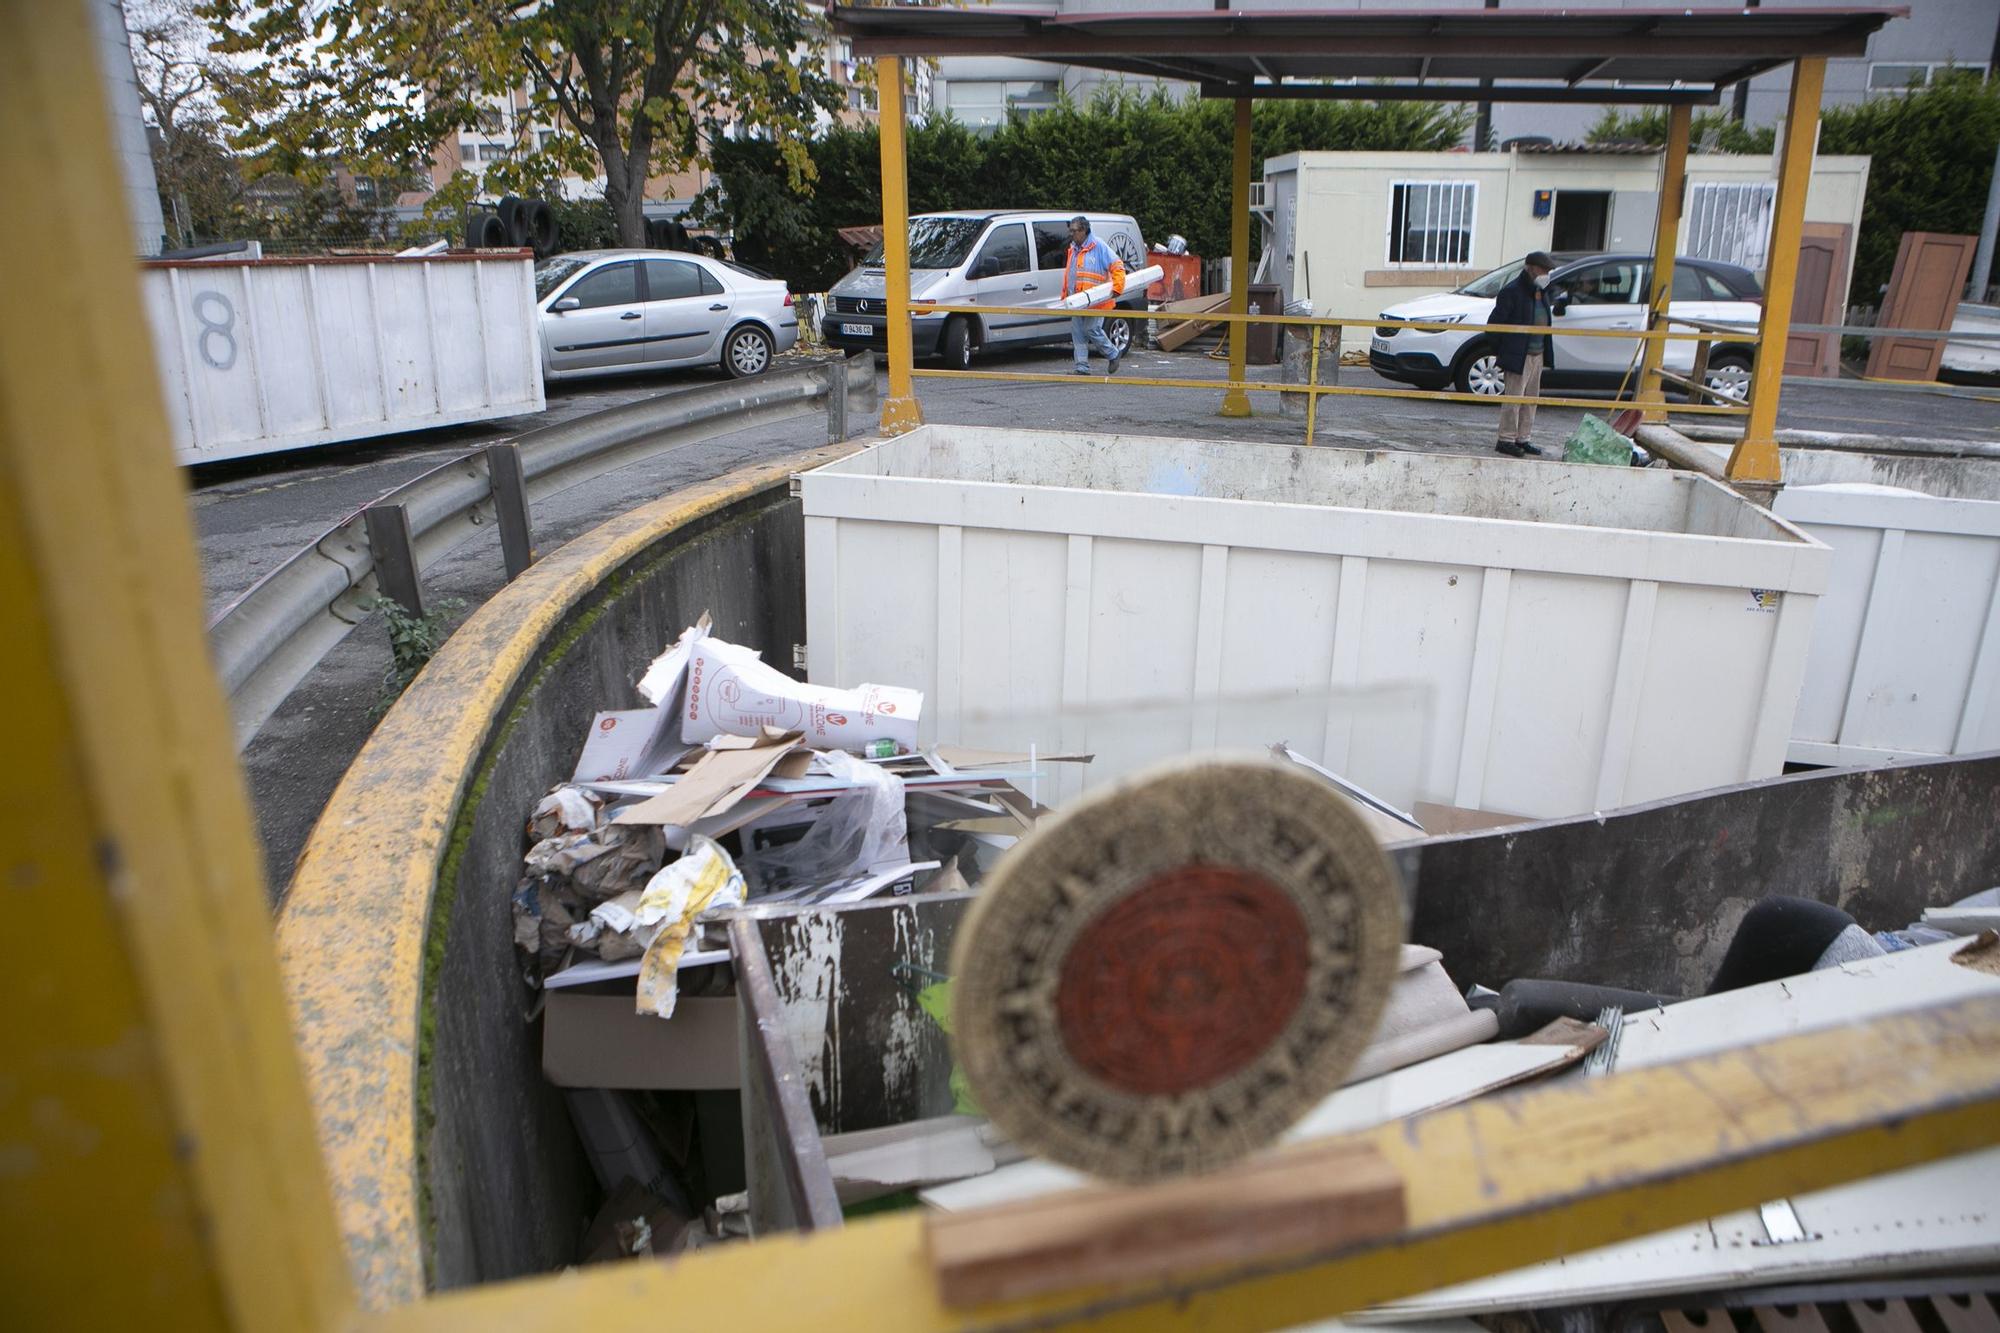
1776,481 -> 2000,766
799,426 -> 1829,820
143,251 -> 544,465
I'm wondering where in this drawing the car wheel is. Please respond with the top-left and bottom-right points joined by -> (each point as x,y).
1702,353 -> 1753,403
942,317 -> 973,370
1452,343 -> 1506,396
722,324 -> 773,379
1106,315 -> 1132,357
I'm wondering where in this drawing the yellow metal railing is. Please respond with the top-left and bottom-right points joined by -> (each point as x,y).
899,303 -> 1754,449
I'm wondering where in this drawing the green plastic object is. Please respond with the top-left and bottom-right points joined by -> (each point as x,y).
917,979 -> 982,1115
1563,414 -> 1636,466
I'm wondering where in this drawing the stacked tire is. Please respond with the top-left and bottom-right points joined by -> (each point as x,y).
465,195 -> 560,257
644,217 -> 725,258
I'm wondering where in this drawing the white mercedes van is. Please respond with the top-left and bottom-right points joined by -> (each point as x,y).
823,210 -> 1148,367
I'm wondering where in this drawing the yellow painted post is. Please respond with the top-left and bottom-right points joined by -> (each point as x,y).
1305,326 -> 1323,446
877,56 -> 923,433
0,3 -> 354,1329
1220,98 -> 1254,417
1730,57 -> 1824,482
1638,104 -> 1692,422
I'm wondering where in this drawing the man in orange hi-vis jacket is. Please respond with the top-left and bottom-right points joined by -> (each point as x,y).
1062,215 -> 1126,376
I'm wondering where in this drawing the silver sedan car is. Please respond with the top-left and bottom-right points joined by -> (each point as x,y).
533,249 -> 798,382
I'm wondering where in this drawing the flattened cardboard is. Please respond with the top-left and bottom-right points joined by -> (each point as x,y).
1413,802 -> 1535,836
613,733 -> 803,827
542,992 -> 741,1090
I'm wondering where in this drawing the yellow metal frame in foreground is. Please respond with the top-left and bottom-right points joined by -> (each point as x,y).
4,4 -> 1978,1328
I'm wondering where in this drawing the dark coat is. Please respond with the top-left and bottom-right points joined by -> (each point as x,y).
1491,270 -> 1553,374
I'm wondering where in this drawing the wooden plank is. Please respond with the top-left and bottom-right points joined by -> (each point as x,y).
1156,293 -> 1231,351
1932,1292 -> 2000,1333
1848,1299 -> 1927,1333
729,917 -> 844,1233
1755,1304 -> 1835,1333
923,1141 -> 1406,1309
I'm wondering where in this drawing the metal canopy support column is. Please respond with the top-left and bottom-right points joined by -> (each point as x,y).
1731,56 -> 1825,482
877,56 -> 923,434
0,3 -> 355,1329
1639,103 -> 1692,422
1221,97 -> 1254,417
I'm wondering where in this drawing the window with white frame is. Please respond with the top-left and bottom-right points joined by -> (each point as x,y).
1868,61 -> 1987,92
1685,181 -> 1775,270
1387,180 -> 1476,267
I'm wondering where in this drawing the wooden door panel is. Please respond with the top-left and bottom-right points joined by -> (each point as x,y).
1786,222 -> 1849,378
1866,231 -> 1977,382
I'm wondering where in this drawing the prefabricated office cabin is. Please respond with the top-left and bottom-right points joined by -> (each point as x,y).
1261,148 -> 1871,349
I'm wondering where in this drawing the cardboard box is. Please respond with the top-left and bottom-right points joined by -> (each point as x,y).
542,992 -> 741,1090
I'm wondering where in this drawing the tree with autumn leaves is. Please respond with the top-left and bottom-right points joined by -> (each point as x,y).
203,0 -> 843,247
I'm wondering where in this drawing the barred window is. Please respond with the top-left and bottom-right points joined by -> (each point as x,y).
1685,182 -> 1775,271
1387,181 -> 1476,267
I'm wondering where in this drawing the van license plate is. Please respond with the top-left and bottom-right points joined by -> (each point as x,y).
841,322 -> 873,337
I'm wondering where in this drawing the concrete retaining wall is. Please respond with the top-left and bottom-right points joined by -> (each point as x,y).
427,495 -> 807,1288
280,446 -> 851,1306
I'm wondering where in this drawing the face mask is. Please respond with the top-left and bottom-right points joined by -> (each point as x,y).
1533,273 -> 1550,290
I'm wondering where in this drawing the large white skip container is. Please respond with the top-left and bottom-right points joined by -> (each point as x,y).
1776,480 -> 2000,766
799,426 -> 1829,820
143,251 -> 544,465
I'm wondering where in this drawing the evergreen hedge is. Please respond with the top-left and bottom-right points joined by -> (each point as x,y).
697,89 -> 1470,291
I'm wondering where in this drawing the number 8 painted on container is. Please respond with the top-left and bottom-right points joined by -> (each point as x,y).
192,290 -> 237,370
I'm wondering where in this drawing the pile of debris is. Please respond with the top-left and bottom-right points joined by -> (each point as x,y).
512,613 -> 1081,1017
509,613 -> 1097,1259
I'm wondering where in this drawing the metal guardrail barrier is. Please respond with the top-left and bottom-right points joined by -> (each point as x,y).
208,351 -> 877,750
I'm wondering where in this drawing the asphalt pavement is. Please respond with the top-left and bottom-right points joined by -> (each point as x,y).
193,339 -> 1998,898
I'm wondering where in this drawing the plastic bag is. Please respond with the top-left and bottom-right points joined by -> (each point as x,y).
741,749 -> 908,896
917,979 -> 981,1116
1563,414 -> 1638,467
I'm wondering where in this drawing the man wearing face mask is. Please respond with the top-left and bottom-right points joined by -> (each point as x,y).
1489,251 -> 1556,457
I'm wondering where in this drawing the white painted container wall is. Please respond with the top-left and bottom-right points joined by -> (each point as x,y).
143,252 -> 544,465
800,426 -> 1829,821
1776,481 -> 2000,767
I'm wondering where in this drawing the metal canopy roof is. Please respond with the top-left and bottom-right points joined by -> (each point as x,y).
832,5 -> 1903,106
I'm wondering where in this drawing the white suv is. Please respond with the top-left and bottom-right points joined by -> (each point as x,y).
1370,254 -> 1764,401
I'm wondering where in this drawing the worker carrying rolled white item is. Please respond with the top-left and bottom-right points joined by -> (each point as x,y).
1057,265 -> 1164,310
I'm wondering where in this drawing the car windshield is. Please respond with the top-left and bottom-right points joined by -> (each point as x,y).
863,216 -> 989,270
1457,261 -> 1525,299
534,255 -> 592,300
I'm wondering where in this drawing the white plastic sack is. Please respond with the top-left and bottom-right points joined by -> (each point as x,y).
681,634 -> 920,753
